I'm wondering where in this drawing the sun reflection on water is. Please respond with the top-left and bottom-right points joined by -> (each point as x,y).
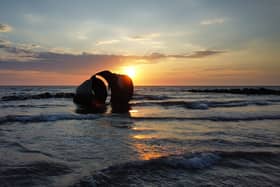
131,132 -> 169,160
133,134 -> 154,139
129,109 -> 138,114
133,143 -> 167,160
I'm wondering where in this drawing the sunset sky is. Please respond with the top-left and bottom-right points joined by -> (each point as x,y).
0,0 -> 279,85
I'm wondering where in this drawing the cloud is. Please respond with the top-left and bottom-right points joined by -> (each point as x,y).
0,52 -> 126,75
127,33 -> 161,41
18,43 -> 41,50
0,39 -> 11,47
0,24 -> 12,32
94,33 -> 161,46
142,50 -> 225,60
0,39 -> 35,55
0,39 -> 40,62
0,40 -> 126,73
182,50 -> 225,58
96,40 -> 120,46
200,18 -> 225,25
0,40 -> 226,74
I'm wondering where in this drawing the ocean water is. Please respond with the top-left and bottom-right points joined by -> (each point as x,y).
0,86 -> 279,187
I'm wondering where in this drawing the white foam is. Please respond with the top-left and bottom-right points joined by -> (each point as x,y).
165,153 -> 221,169
189,102 -> 209,109
0,113 -> 99,124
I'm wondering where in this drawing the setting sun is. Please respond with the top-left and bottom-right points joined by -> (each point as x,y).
123,66 -> 136,79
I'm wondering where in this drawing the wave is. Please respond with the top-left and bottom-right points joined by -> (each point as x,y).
1,104 -> 68,108
0,113 -> 280,125
133,94 -> 170,100
1,92 -> 74,101
0,114 -> 99,125
72,150 -> 279,186
0,161 -> 72,186
144,137 -> 280,148
132,115 -> 280,121
132,100 -> 278,110
1,140 -> 55,158
189,88 -> 280,95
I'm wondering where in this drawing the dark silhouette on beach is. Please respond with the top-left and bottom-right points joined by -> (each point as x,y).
73,70 -> 133,113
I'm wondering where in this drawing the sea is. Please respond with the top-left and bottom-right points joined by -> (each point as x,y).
0,86 -> 279,187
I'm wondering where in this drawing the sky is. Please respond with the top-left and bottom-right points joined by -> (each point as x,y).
0,0 -> 279,85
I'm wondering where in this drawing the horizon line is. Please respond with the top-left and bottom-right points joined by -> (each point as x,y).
0,85 -> 279,87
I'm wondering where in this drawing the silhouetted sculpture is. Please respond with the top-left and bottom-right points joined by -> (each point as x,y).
73,70 -> 133,113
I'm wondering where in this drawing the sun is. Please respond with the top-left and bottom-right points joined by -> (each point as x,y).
123,66 -> 136,79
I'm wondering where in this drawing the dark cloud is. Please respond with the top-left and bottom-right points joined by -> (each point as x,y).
0,40 -> 225,74
5,46 -> 34,55
0,40 -> 125,72
142,50 -> 225,60
0,39 -> 36,59
182,50 -> 225,58
0,50 -> 126,74
0,24 -> 12,32
143,52 -> 166,60
0,39 -> 10,48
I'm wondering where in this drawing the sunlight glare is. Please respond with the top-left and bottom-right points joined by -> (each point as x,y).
123,66 -> 136,79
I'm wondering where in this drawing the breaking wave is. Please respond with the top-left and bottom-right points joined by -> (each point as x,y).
133,94 -> 170,100
72,150 -> 279,187
142,137 -> 280,148
132,100 -> 279,109
132,115 -> 280,121
1,92 -> 74,101
0,114 -> 100,124
1,113 -> 280,125
188,88 -> 280,95
2,92 -> 170,102
0,104 -> 68,108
